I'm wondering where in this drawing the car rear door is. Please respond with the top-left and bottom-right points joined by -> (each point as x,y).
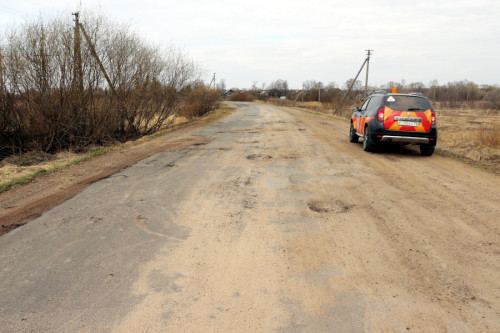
382,95 -> 433,132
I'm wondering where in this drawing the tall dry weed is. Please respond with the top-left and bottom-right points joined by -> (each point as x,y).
477,122 -> 500,147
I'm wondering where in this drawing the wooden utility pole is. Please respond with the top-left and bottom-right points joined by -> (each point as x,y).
0,47 -> 5,105
72,12 -> 83,93
335,50 -> 374,114
79,22 -> 117,96
210,73 -> 216,90
0,48 -> 4,93
364,49 -> 373,98
40,25 -> 48,93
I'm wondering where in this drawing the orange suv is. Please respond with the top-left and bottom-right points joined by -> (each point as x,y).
350,91 -> 437,156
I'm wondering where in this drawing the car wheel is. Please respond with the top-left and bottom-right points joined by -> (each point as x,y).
363,126 -> 375,152
420,144 -> 435,156
349,123 -> 359,143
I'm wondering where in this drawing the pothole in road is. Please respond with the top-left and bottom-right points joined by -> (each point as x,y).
307,200 -> 351,214
247,154 -> 272,160
282,154 -> 300,160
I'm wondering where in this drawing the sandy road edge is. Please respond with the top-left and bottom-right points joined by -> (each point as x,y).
0,106 -> 235,235
273,103 -> 500,174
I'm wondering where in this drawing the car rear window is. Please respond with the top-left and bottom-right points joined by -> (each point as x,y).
384,95 -> 432,111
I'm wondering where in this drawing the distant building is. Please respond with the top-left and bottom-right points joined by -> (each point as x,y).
222,89 -> 234,97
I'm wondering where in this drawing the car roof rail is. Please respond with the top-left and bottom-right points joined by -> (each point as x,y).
370,90 -> 387,95
408,92 -> 424,96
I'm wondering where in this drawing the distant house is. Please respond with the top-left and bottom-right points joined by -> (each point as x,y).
222,89 -> 234,97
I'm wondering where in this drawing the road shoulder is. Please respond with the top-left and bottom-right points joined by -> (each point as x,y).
0,107 -> 234,235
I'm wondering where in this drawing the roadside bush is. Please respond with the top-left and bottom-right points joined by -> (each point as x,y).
179,86 -> 220,119
0,11 -> 202,154
228,92 -> 255,102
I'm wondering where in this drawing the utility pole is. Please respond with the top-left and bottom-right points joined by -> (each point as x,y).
40,25 -> 48,93
293,90 -> 307,105
79,22 -> 117,96
0,48 -> 4,91
0,47 -> 5,105
72,12 -> 83,94
335,49 -> 374,114
364,49 -> 373,98
210,73 -> 216,90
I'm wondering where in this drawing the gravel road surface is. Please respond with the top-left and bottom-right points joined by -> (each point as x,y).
0,102 -> 499,332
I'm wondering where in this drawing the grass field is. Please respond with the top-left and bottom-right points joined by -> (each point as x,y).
437,106 -> 500,168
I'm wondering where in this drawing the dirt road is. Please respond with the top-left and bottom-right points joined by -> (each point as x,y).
0,102 -> 499,332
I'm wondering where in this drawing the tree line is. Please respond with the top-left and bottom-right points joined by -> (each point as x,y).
0,11 -> 219,155
230,78 -> 500,111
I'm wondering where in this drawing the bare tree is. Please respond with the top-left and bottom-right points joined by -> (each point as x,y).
267,79 -> 288,97
0,10 -> 210,154
217,78 -> 226,92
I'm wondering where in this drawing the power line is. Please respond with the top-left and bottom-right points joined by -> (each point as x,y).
0,5 -> 25,17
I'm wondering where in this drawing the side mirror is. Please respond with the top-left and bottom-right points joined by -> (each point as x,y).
352,107 -> 360,112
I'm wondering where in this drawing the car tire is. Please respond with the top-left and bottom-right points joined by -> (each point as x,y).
349,123 -> 359,143
363,126 -> 375,152
420,144 -> 435,156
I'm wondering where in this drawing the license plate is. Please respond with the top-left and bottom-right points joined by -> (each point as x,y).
398,120 -> 419,127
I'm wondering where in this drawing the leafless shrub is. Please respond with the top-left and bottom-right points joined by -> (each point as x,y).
179,85 -> 220,119
228,92 -> 255,102
0,11 -> 210,156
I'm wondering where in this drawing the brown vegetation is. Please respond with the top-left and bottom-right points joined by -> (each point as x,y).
0,11 -> 218,158
228,91 -> 256,102
179,86 -> 220,119
477,123 -> 500,147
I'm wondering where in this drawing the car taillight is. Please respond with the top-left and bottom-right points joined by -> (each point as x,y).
377,108 -> 384,122
431,112 -> 436,125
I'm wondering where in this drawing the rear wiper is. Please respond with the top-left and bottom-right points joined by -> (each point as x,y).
407,108 -> 424,111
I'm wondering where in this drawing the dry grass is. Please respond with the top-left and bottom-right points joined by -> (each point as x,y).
0,151 -> 83,185
477,123 -> 500,147
429,106 -> 500,167
0,104 -> 233,190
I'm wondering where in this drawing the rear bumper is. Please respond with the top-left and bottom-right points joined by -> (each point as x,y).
380,135 -> 429,144
367,120 -> 438,146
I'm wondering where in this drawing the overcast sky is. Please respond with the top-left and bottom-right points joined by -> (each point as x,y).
1,0 -> 499,89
